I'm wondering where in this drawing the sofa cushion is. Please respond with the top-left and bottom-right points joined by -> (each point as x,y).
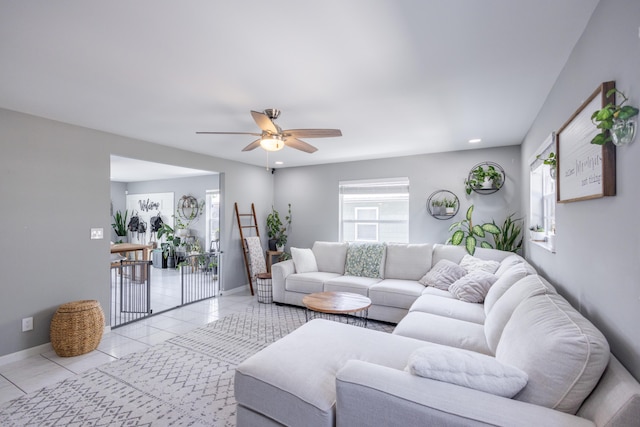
324,275 -> 381,296
290,247 -> 318,273
344,242 -> 386,278
406,343 -> 528,398
393,311 -> 491,355
496,293 -> 610,414
384,243 -> 433,280
312,241 -> 349,274
409,294 -> 486,324
235,319 -> 427,427
484,262 -> 538,315
286,272 -> 341,294
421,286 -> 455,299
418,259 -> 466,290
459,254 -> 500,274
484,275 -> 557,353
368,279 -> 424,310
494,254 -> 525,277
448,271 -> 498,303
432,244 -> 512,267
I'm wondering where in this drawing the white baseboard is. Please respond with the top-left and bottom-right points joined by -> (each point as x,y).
0,342 -> 53,366
220,284 -> 250,295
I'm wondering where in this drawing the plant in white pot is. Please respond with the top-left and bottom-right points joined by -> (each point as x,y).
464,165 -> 503,194
529,225 -> 546,242
266,204 -> 292,251
111,210 -> 129,243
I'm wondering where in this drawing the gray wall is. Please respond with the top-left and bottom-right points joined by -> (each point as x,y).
273,145 -> 521,250
520,0 -> 640,379
0,108 -> 271,357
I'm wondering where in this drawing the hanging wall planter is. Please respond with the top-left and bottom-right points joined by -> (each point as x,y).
427,190 -> 459,220
464,162 -> 505,195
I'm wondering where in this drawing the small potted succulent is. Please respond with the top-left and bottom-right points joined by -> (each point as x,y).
529,225 -> 545,242
444,198 -> 457,215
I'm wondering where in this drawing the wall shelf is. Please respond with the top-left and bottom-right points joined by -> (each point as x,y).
466,161 -> 505,195
427,190 -> 459,220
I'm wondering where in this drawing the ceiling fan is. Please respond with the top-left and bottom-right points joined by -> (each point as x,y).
196,108 -> 342,153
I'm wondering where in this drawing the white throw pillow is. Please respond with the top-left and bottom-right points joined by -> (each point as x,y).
290,247 -> 319,273
406,343 -> 528,398
449,271 -> 498,303
459,254 -> 500,274
418,259 -> 466,290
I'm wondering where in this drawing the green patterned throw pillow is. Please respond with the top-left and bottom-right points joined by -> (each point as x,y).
345,243 -> 386,278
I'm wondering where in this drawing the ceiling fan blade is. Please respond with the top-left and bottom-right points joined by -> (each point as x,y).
283,137 -> 318,153
283,129 -> 342,138
196,131 -> 261,136
241,138 -> 262,152
251,110 -> 279,133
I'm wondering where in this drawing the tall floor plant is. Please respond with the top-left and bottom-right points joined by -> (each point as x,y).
491,213 -> 523,253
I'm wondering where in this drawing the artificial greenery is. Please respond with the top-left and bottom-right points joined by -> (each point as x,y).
591,88 -> 639,145
464,165 -> 503,195
111,210 -> 129,237
491,213 -> 523,253
266,204 -> 292,247
447,205 -> 500,255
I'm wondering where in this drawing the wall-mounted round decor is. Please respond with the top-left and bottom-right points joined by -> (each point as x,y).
427,190 -> 459,220
465,161 -> 505,195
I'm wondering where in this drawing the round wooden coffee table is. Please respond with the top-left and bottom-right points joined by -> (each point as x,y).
302,291 -> 372,326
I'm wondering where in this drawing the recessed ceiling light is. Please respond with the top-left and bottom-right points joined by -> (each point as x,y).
275,161 -> 283,165
468,138 -> 482,143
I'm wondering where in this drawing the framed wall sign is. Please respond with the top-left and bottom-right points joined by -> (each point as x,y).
556,81 -> 616,203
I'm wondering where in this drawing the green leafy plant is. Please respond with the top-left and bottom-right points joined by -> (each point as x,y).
464,165 -> 503,195
447,205 -> 500,255
537,152 -> 556,168
491,214 -> 523,253
529,224 -> 544,232
157,223 -> 181,259
591,88 -> 639,145
266,204 -> 292,247
111,210 -> 129,238
444,198 -> 457,208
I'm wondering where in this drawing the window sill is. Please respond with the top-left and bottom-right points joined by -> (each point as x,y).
530,239 -> 555,254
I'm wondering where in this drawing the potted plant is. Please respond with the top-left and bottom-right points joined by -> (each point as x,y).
529,225 -> 545,242
447,205 -> 500,255
464,165 -> 503,194
490,214 -> 523,253
157,223 -> 181,268
591,88 -> 639,146
111,210 -> 129,243
266,204 -> 292,251
537,152 -> 557,179
444,198 -> 457,215
431,199 -> 444,216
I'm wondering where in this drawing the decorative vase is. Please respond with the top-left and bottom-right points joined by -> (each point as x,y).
611,118 -> 636,146
268,239 -> 277,251
549,167 -> 556,180
481,177 -> 494,189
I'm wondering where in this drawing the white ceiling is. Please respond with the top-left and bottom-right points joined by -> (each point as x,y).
0,1 -> 599,178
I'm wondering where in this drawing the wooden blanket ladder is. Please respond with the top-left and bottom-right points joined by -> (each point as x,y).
235,202 -> 259,295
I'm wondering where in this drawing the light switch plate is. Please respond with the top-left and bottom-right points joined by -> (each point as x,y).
91,228 -> 104,239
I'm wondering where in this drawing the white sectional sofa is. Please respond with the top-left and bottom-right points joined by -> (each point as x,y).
236,241 -> 640,426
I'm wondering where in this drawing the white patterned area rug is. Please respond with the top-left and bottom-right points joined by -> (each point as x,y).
0,304 -> 394,426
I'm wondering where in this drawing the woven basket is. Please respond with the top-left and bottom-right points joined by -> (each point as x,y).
50,300 -> 105,357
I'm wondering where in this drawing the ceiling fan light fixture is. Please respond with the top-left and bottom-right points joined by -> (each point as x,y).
260,134 -> 285,151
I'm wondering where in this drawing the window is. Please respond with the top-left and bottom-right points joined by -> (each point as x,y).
339,178 -> 409,243
529,134 -> 556,251
205,189 -> 220,252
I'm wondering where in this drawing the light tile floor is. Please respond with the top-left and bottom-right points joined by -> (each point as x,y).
0,287 -> 257,406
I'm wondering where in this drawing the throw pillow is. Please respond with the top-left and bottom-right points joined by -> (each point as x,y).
449,271 -> 498,303
459,254 -> 500,274
418,260 -> 467,290
406,343 -> 528,398
290,247 -> 318,273
344,243 -> 385,278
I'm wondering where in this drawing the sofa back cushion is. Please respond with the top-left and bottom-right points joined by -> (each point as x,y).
432,244 -> 513,267
496,293 -> 610,414
344,242 -> 386,278
312,241 -> 349,274
484,275 -> 555,353
384,243 -> 433,280
484,262 -> 537,315
494,254 -> 525,277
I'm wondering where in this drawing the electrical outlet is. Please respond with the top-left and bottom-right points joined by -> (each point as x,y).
91,228 -> 104,239
22,317 -> 33,332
